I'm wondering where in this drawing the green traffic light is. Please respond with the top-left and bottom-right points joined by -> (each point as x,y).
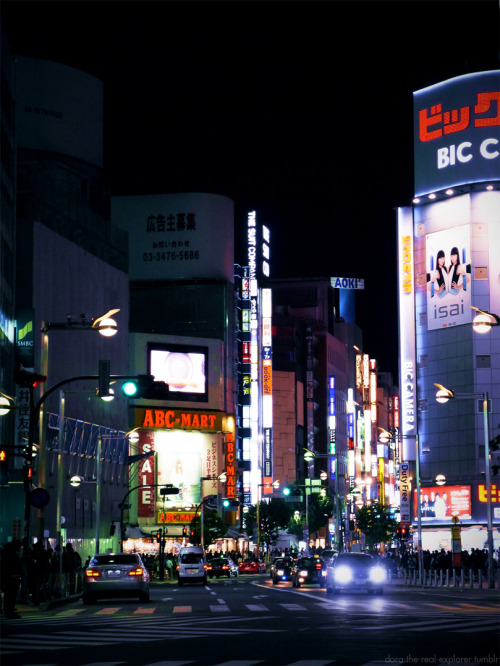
282,487 -> 291,496
122,380 -> 139,397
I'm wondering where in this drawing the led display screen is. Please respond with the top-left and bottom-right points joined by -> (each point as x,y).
148,342 -> 208,402
414,485 -> 472,521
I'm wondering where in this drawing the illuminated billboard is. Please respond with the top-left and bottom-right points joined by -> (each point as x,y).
425,224 -> 471,330
413,70 -> 500,196
414,485 -> 472,522
112,193 -> 234,282
148,342 -> 208,402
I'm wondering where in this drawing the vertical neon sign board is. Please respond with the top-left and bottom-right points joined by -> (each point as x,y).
262,288 -> 273,493
397,208 -> 417,461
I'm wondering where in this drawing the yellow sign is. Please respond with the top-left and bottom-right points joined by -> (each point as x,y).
157,511 -> 196,523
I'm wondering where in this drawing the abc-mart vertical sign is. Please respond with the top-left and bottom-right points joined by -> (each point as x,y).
413,70 -> 500,196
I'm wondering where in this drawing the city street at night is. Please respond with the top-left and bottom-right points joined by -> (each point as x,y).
1,574 -> 498,666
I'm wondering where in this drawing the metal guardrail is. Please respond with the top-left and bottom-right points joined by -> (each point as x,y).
388,569 -> 499,589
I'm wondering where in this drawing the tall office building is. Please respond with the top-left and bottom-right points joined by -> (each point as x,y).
397,70 -> 500,551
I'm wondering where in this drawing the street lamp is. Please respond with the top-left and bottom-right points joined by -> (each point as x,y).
471,307 -> 500,334
434,382 -> 494,589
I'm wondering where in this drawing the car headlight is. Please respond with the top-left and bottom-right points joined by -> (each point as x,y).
299,570 -> 308,577
321,568 -> 327,576
369,566 -> 386,583
277,569 -> 284,576
333,565 -> 353,583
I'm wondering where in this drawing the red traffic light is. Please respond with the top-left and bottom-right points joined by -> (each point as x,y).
14,363 -> 47,389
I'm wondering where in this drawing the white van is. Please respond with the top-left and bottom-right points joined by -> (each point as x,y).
177,546 -> 207,586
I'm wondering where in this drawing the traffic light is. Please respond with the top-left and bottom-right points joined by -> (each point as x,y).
99,360 -> 111,398
109,522 -> 116,536
182,527 -> 188,537
0,448 -> 9,485
222,498 -> 239,509
121,375 -> 168,399
282,486 -> 291,496
23,463 -> 33,492
14,363 -> 46,389
491,434 -> 500,476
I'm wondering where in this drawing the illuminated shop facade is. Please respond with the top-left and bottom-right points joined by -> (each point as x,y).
397,70 -> 500,552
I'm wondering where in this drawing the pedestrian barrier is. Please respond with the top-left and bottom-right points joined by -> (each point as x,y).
388,568 -> 498,589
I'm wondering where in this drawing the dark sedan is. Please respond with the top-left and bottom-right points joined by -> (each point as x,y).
206,557 -> 239,579
291,557 -> 327,588
271,557 -> 294,585
326,552 -> 386,595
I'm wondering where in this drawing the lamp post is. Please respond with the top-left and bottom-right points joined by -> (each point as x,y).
198,473 -> 227,550
36,310 -> 119,543
256,479 -> 280,559
435,383 -> 494,589
471,307 -> 500,334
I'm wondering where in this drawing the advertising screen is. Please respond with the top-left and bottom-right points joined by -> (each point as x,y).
148,342 -> 208,402
425,225 -> 471,330
414,485 -> 471,522
413,70 -> 500,196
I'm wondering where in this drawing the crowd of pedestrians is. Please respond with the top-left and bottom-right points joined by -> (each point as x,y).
0,539 -> 83,618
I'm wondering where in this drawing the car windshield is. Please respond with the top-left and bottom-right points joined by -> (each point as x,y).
181,553 -> 203,564
335,555 -> 374,568
92,555 -> 139,566
275,559 -> 290,567
213,559 -> 228,565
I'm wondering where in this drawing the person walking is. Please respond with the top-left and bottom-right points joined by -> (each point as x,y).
1,539 -> 23,618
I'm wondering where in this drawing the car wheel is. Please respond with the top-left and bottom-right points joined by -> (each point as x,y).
82,594 -> 95,604
139,591 -> 150,602
202,576 -> 207,585
326,586 -> 335,595
178,579 -> 184,586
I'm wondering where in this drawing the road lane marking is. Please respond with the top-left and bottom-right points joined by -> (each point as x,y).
134,607 -> 156,614
245,604 -> 268,611
173,606 -> 192,613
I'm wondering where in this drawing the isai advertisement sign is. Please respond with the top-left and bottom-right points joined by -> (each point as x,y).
425,225 -> 471,330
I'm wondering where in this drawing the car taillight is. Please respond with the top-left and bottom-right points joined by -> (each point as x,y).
128,567 -> 144,577
316,563 -> 321,569
85,568 -> 101,578
222,565 -> 229,570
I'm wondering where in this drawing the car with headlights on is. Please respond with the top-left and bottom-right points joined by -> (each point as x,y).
271,557 -> 294,585
326,552 -> 386,595
291,556 -> 327,587
206,557 -> 239,578
83,552 -> 150,603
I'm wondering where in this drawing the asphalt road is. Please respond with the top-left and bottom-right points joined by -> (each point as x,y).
1,574 -> 499,666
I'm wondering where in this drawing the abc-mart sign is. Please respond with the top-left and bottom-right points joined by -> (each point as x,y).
413,70 -> 500,197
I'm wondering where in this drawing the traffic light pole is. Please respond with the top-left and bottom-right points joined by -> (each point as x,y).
22,373 -> 144,547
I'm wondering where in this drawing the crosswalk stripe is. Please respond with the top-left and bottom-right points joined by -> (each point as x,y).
96,608 -> 120,615
245,604 -> 268,611
210,605 -> 230,612
406,619 -> 499,632
134,607 -> 156,614
173,606 -> 192,613
280,604 -> 307,611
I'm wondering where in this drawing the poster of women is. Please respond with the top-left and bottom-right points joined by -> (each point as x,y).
426,225 -> 471,331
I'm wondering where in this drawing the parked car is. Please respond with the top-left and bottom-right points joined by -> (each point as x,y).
325,552 -> 386,595
271,557 -> 294,585
238,558 -> 266,574
206,557 -> 239,578
83,552 -> 150,603
291,556 -> 327,588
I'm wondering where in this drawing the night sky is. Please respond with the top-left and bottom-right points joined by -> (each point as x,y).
2,1 -> 499,379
